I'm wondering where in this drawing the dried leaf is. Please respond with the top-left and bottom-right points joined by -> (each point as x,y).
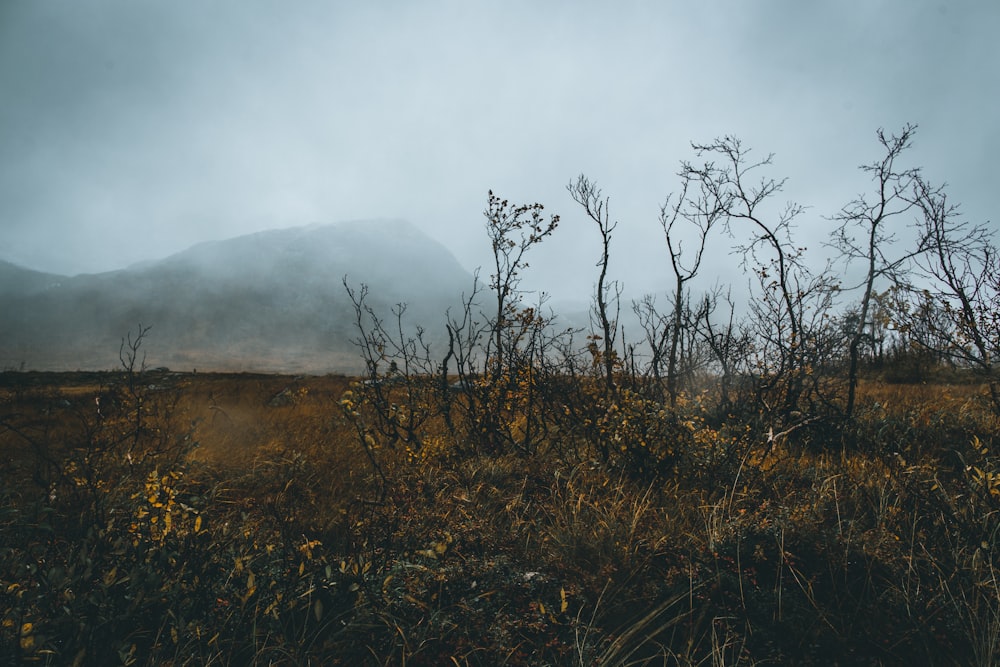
313,599 -> 323,621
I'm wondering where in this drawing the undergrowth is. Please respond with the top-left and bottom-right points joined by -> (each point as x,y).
1,372 -> 998,665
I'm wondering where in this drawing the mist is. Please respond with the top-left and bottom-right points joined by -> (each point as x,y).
1,1 -> 996,308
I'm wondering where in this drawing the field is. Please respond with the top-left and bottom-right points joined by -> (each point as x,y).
2,370 -> 999,665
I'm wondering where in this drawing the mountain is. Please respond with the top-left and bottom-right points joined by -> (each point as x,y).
0,261 -> 65,297
0,220 -> 475,373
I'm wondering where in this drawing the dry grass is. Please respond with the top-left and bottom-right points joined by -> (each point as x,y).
2,372 -> 998,665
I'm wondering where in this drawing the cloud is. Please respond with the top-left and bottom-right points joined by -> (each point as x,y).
0,0 -> 995,309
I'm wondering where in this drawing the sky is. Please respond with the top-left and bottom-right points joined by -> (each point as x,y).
1,0 -> 997,305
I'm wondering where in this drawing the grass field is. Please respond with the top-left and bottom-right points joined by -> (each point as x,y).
2,370 -> 998,665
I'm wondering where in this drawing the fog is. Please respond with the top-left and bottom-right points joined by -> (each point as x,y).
1,1 -> 997,306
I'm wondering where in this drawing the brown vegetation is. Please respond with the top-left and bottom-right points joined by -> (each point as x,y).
2,367 -> 998,665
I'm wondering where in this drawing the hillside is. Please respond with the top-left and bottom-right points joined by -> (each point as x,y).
0,260 -> 64,297
0,220 -> 475,372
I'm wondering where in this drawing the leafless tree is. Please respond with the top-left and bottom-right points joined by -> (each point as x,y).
633,293 -> 671,399
484,190 -> 560,383
568,175 -> 621,395
694,286 -> 752,414
910,180 -> 1000,412
829,124 -> 924,418
682,136 -> 832,421
119,324 -> 152,455
659,168 -> 725,407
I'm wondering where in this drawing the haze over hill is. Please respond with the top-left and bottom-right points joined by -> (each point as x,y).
0,220 -> 475,373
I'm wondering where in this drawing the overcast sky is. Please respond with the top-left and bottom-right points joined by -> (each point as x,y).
1,0 -> 997,304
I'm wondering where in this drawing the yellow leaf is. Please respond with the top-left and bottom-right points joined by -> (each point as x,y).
194,515 -> 202,533
560,587 -> 568,613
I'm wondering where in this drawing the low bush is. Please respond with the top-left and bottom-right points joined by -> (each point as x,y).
3,369 -> 999,665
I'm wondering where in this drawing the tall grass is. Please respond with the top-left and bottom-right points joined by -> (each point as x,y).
2,374 -> 998,664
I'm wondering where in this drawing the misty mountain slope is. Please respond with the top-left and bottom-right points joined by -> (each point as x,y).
0,220 -> 475,372
0,260 -> 65,296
